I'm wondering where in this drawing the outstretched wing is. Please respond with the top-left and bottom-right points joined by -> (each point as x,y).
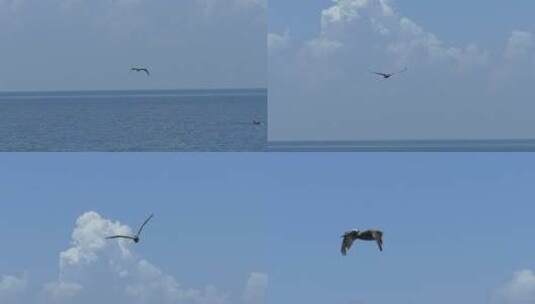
340,231 -> 358,256
142,68 -> 150,76
371,230 -> 383,251
370,71 -> 388,77
137,214 -> 154,237
106,235 -> 136,241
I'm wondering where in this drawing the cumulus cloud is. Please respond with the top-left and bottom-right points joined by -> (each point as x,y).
59,211 -> 133,269
43,281 -> 83,302
39,211 -> 266,304
505,31 -> 534,61
269,0 -> 535,141
242,272 -> 268,304
0,274 -> 27,302
304,37 -> 343,58
268,31 -> 291,54
493,270 -> 535,304
312,0 -> 488,67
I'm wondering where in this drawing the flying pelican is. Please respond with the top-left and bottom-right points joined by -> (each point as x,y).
341,229 -> 383,255
131,67 -> 150,76
106,214 -> 154,243
370,67 -> 407,79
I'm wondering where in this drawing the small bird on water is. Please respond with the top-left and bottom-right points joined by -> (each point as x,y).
341,229 -> 383,255
131,67 -> 150,76
106,214 -> 154,244
370,67 -> 407,79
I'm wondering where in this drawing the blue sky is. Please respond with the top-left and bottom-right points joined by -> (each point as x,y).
269,0 -> 535,140
261,153 -> 535,304
0,0 -> 266,91
1,153 -> 535,304
0,154 -> 268,304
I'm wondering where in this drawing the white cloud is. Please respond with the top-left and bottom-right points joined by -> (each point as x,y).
489,30 -> 535,92
317,0 -> 488,67
43,281 -> 83,302
242,272 -> 268,304
0,274 -> 27,302
269,0 -> 535,141
493,270 -> 535,304
122,259 -> 231,304
505,31 -> 534,61
304,38 -> 343,58
59,211 -> 133,270
321,0 -> 393,30
268,31 -> 291,54
41,211 -> 266,304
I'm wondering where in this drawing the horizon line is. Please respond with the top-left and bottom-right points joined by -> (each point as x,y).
267,139 -> 535,152
0,87 -> 267,94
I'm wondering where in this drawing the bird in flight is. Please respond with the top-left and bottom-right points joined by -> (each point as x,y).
131,67 -> 150,76
370,67 -> 407,79
106,214 -> 154,243
253,120 -> 262,125
341,229 -> 383,255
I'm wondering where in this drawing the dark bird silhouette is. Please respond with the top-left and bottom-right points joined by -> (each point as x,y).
106,214 -> 154,243
370,67 -> 407,79
341,229 -> 383,255
131,67 -> 150,76
253,120 -> 262,125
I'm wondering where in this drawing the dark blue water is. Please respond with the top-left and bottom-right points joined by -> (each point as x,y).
267,139 -> 535,151
0,89 -> 266,151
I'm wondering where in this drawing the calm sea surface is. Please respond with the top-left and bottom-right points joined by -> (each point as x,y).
0,89 -> 266,151
267,140 -> 535,151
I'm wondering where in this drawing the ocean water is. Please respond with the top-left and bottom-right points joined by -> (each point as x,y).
0,89 -> 266,151
267,139 -> 535,151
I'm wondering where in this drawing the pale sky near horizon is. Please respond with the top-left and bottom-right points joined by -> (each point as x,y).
269,0 -> 535,141
0,0 -> 266,91
1,153 -> 535,304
